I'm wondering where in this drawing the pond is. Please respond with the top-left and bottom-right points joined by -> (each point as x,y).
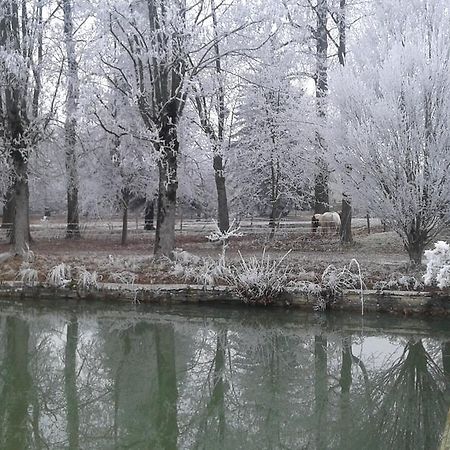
0,299 -> 449,450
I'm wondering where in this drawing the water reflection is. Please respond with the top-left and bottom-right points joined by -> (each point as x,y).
0,303 -> 448,450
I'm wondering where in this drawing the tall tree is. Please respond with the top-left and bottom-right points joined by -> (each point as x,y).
105,0 -> 187,257
1,0 -> 58,253
332,0 -> 450,264
63,0 -> 80,238
193,0 -> 230,233
335,0 -> 353,244
314,0 -> 329,214
0,0 -> 31,254
232,67 -> 311,234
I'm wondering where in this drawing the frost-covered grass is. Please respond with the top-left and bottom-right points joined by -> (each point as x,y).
16,245 -> 40,286
18,266 -> 39,286
77,268 -> 100,290
108,271 -> 137,285
1,227 -> 438,297
373,273 -> 423,291
289,259 -> 365,312
228,250 -> 291,305
171,250 -> 231,286
321,259 -> 364,298
47,263 -> 72,288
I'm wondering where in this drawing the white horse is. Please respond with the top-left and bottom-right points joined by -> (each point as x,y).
311,212 -> 341,235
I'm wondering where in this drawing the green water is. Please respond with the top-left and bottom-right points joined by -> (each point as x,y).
0,300 -> 449,450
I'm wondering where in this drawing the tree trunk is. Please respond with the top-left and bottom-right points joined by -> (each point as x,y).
211,0 -> 230,233
214,155 -> 230,233
12,156 -> 30,255
314,0 -> 329,215
338,1 -> 353,244
154,121 -> 178,258
405,217 -> 427,265
314,165 -> 329,214
144,198 -> 155,230
340,194 -> 352,244
269,199 -> 281,239
121,190 -> 129,246
339,337 -> 352,447
1,2 -> 31,255
269,158 -> 280,239
405,240 -> 425,266
63,0 -> 80,239
211,329 -> 227,440
66,150 -> 80,238
442,342 -> 450,379
1,185 -> 14,230
269,207 -> 277,239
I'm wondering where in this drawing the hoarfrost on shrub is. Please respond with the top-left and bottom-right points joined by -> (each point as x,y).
374,273 -> 423,291
77,268 -> 99,290
18,267 -> 39,286
47,263 -> 72,288
228,249 -> 291,305
109,271 -> 137,286
171,250 -> 231,286
423,241 -> 450,289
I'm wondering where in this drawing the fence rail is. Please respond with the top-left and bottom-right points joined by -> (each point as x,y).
0,217 -> 382,244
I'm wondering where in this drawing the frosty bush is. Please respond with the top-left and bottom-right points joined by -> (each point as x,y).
229,250 -> 291,305
173,250 -> 201,267
18,266 -> 39,286
77,268 -> 99,290
290,259 -> 365,313
423,241 -> 450,289
321,259 -> 364,298
109,271 -> 137,286
17,245 -> 39,286
373,273 -> 423,291
47,263 -> 72,288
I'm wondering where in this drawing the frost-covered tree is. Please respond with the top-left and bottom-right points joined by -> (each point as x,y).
62,0 -> 80,238
0,154 -> 11,209
189,0 -> 267,232
0,0 -> 55,254
231,43 -> 314,235
97,0 -> 188,257
96,0 -> 266,256
191,0 -> 230,233
332,0 -> 450,264
88,55 -> 158,245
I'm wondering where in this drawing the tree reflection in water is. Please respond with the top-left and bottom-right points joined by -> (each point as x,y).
64,317 -> 79,450
0,317 -> 31,450
351,339 -> 450,450
0,305 -> 448,450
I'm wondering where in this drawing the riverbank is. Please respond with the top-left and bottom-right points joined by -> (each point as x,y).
1,281 -> 449,316
2,224 -> 450,315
